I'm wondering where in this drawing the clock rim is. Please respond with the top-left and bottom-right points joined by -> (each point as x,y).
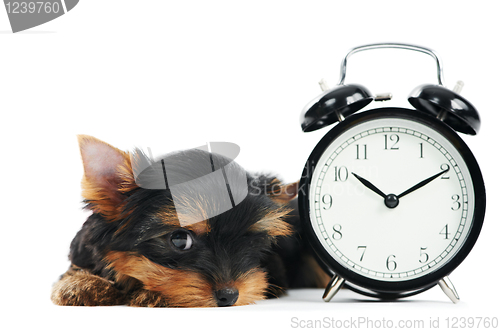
298,107 -> 486,295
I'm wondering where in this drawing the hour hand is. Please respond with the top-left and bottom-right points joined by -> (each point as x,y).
351,172 -> 387,198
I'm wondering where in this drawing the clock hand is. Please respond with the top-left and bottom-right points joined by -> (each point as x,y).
397,168 -> 449,199
351,172 -> 387,198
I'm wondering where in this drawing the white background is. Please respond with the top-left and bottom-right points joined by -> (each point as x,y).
1,1 -> 498,331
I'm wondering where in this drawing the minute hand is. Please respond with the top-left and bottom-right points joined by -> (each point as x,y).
397,168 -> 449,199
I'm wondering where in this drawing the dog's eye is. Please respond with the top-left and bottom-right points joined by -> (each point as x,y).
170,231 -> 193,250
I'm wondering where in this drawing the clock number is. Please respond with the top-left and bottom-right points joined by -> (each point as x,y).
333,166 -> 349,182
440,224 -> 451,239
322,194 -> 333,210
384,134 -> 399,150
356,144 -> 367,160
386,255 -> 397,271
451,194 -> 461,211
441,164 -> 450,179
332,224 -> 342,240
357,246 -> 367,261
419,143 -> 424,158
419,247 -> 429,263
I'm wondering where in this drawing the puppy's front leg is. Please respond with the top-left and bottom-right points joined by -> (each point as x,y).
128,289 -> 170,307
51,266 -> 125,306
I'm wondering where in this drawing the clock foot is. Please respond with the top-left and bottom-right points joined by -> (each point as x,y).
438,276 -> 460,304
322,274 -> 345,302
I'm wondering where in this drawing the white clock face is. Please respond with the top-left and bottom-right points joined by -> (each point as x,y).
309,116 -> 475,282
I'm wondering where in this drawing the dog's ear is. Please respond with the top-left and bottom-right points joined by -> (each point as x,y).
249,179 -> 299,238
77,135 -> 136,220
251,205 -> 293,238
268,180 -> 299,204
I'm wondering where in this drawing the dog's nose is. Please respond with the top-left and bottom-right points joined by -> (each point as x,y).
215,287 -> 239,307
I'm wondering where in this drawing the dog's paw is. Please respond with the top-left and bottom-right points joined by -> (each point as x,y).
51,268 -> 124,306
128,289 -> 170,307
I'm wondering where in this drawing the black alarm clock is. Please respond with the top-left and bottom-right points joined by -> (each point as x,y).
298,43 -> 486,303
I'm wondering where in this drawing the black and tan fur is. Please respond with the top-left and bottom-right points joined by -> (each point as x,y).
51,135 -> 328,307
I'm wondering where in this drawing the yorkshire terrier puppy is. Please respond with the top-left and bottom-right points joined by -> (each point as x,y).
51,135 -> 328,307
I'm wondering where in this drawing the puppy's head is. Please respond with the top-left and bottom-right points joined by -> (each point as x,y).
77,135 -> 297,307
